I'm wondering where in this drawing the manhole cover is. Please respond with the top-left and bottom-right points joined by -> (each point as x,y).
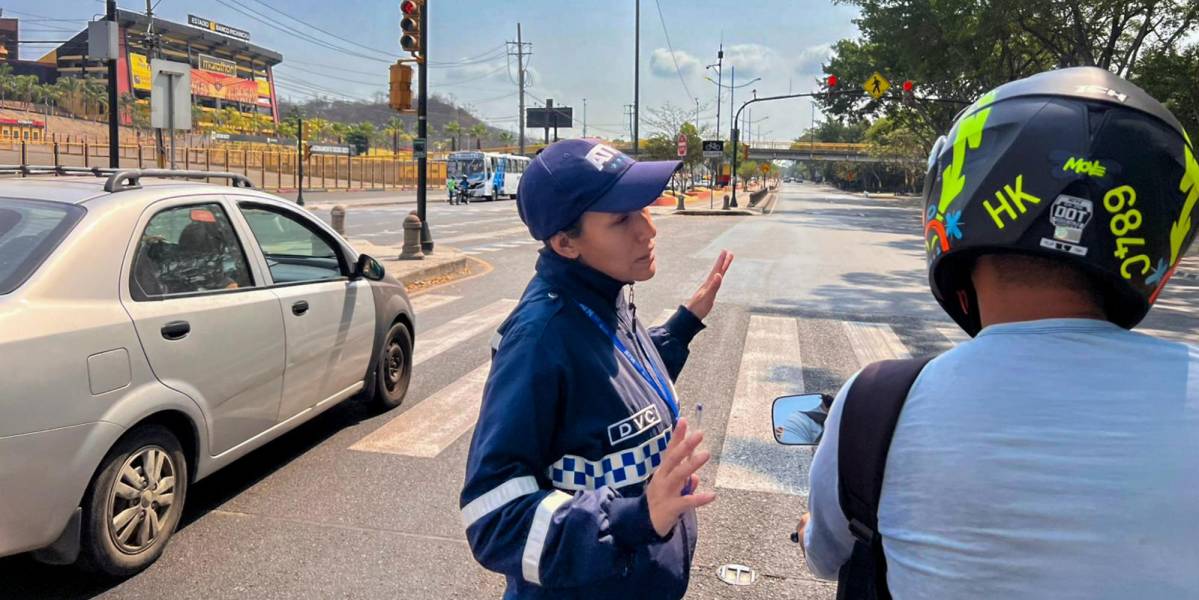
717,564 -> 758,586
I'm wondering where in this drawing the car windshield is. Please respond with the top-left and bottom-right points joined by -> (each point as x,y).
0,198 -> 84,295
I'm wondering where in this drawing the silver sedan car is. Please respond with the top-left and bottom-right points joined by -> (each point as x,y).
0,169 -> 415,577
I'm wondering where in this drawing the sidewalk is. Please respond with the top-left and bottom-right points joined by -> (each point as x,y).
350,238 -> 483,291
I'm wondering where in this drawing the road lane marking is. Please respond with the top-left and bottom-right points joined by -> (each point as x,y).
413,299 -> 517,366
715,315 -> 811,496
410,294 -> 461,313
350,363 -> 491,457
842,321 -> 911,366
437,225 -> 530,245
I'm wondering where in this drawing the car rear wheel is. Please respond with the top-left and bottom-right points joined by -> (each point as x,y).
374,321 -> 413,410
78,424 -> 188,578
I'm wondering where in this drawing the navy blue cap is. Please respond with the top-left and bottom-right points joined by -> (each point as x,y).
517,139 -> 681,240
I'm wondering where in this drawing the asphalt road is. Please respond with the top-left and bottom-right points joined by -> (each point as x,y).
4,183 -> 1197,599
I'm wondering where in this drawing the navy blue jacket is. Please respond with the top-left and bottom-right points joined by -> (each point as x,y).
460,249 -> 705,599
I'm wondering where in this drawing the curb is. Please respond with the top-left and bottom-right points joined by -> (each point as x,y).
674,209 -> 755,216
393,256 -> 473,287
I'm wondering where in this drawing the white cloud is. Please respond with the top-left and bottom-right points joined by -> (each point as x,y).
792,43 -> 833,77
722,44 -> 780,80
649,48 -> 700,78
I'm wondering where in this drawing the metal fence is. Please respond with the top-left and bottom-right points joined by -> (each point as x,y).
0,140 -> 449,191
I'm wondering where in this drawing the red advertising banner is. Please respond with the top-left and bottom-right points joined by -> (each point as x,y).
191,69 -> 257,104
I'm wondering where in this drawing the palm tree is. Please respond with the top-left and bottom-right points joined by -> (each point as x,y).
384,116 -> 406,153
497,130 -> 515,149
13,75 -> 37,108
444,120 -> 462,151
39,83 -> 63,123
54,77 -> 83,117
469,123 -> 488,150
0,64 -> 13,102
81,79 -> 107,119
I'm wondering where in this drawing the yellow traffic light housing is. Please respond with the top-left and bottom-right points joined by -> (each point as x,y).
389,62 -> 414,112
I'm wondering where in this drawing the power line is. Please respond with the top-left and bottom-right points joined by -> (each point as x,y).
653,0 -> 694,100
276,64 -> 379,86
211,0 -> 392,64
244,0 -> 397,61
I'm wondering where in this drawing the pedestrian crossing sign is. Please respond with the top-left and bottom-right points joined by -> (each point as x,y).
865,72 -> 890,100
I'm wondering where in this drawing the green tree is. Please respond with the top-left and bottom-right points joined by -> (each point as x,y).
821,0 -> 1199,143
383,116 -> 407,152
346,121 -> 376,155
444,120 -> 462,151
1132,44 -> 1199,141
497,130 -> 515,148
469,123 -> 488,149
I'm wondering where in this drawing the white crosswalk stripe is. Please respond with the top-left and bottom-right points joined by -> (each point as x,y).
410,293 -> 462,313
715,315 -> 810,496
937,324 -> 972,346
437,225 -> 529,245
350,307 -> 923,502
843,321 -> 912,365
350,363 -> 492,457
413,299 -> 517,366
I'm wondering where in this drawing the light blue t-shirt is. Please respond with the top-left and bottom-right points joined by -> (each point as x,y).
805,318 -> 1199,599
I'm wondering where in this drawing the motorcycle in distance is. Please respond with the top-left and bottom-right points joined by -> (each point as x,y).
771,393 -> 833,543
452,176 -> 471,205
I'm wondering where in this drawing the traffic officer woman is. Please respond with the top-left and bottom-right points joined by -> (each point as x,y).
460,139 -> 733,599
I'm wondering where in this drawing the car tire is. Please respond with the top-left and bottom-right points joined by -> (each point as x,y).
374,321 -> 413,410
78,424 -> 188,578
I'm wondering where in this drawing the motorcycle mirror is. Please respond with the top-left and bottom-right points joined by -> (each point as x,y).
771,393 -> 831,446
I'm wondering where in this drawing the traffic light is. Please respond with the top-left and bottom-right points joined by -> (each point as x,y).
826,74 -> 839,88
400,0 -> 422,57
902,80 -> 915,106
390,61 -> 414,112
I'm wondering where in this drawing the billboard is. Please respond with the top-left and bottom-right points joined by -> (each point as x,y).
526,107 -> 573,128
191,69 -> 257,104
255,76 -> 272,107
130,52 -> 151,91
198,53 -> 238,76
187,15 -> 251,42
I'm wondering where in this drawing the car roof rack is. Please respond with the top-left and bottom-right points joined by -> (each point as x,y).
0,165 -> 255,192
103,169 -> 255,192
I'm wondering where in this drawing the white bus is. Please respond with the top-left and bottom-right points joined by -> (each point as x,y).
446,151 -> 532,201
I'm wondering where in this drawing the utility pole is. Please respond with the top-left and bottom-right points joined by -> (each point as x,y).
544,98 -> 552,144
296,115 -> 305,206
417,0 -> 431,253
624,104 -> 635,144
144,0 -> 167,168
582,97 -> 587,138
729,64 -> 737,206
632,0 -> 639,155
508,23 -> 530,155
712,43 -> 723,188
106,0 -> 118,168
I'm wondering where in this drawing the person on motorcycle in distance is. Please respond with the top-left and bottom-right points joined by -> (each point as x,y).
460,139 -> 734,599
798,67 -> 1199,598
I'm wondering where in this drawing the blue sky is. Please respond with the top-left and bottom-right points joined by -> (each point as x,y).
5,0 -> 861,141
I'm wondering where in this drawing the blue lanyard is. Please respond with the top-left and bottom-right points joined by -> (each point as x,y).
575,300 -> 679,419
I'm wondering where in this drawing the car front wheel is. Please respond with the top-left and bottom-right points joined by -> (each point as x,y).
79,424 -> 188,578
374,321 -> 413,410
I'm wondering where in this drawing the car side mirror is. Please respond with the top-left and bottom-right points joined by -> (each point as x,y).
771,393 -> 831,446
354,254 -> 385,281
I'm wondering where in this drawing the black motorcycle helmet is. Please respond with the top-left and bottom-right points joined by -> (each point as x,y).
923,67 -> 1198,336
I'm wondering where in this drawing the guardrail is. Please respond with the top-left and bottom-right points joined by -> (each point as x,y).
0,139 -> 449,192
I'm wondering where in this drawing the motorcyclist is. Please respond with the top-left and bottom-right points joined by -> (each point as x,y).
454,173 -> 470,205
798,67 -> 1199,598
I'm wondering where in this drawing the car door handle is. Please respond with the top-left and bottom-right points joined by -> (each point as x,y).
292,300 -> 310,316
161,320 -> 190,340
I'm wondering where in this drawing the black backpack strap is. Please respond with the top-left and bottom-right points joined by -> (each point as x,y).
836,357 -> 933,600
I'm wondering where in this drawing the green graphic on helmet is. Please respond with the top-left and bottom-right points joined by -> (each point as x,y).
921,67 -> 1199,336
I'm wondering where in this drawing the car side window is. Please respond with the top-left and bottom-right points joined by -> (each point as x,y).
240,206 -> 343,284
131,203 -> 253,300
